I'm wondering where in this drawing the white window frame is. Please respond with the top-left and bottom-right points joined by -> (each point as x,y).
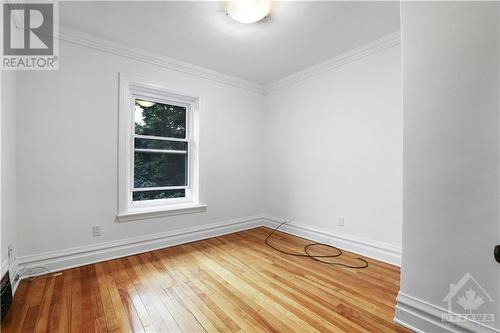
117,74 -> 205,222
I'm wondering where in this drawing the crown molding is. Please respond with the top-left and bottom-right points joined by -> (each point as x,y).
56,27 -> 400,96
57,27 -> 265,94
264,30 -> 401,94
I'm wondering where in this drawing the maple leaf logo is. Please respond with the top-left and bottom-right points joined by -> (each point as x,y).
457,288 -> 485,313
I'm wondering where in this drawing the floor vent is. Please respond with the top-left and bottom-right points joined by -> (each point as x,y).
1,272 -> 13,322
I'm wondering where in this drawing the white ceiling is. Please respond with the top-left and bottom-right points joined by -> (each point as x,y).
60,1 -> 400,85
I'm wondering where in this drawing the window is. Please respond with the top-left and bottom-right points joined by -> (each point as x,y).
118,75 -> 205,221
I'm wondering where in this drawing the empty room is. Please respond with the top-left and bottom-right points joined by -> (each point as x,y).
1,1 -> 499,332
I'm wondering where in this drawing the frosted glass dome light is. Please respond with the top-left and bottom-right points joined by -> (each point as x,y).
226,0 -> 271,24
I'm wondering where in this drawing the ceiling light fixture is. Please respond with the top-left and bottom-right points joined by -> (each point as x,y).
226,0 -> 271,24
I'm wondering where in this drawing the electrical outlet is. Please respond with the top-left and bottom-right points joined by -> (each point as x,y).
337,216 -> 344,227
92,225 -> 101,237
7,244 -> 13,259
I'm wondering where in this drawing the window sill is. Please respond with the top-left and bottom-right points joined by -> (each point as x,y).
117,203 -> 207,222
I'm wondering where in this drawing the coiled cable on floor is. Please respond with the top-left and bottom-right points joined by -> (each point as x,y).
265,220 -> 369,269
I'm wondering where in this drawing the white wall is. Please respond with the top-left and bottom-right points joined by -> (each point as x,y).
15,40 -> 265,257
14,33 -> 403,270
264,45 -> 403,251
396,2 -> 500,332
1,70 -> 17,275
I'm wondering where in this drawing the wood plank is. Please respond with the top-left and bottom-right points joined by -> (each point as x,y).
123,255 -> 183,333
1,227 -> 410,333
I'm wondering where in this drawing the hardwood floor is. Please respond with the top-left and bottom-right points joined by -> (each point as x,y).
1,227 -> 410,333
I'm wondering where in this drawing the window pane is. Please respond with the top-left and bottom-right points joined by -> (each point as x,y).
134,138 -> 187,151
133,189 -> 185,201
135,99 -> 186,138
134,151 -> 187,188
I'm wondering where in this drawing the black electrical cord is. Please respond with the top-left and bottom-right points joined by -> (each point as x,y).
265,221 -> 369,269
265,221 -> 342,258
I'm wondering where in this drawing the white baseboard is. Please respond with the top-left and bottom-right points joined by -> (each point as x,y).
1,258 -> 20,294
16,215 -> 264,279
1,259 -> 10,277
15,214 -> 402,294
261,215 -> 401,266
395,292 -> 500,333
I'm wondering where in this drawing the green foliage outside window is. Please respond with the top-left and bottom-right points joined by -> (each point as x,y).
133,100 -> 188,201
